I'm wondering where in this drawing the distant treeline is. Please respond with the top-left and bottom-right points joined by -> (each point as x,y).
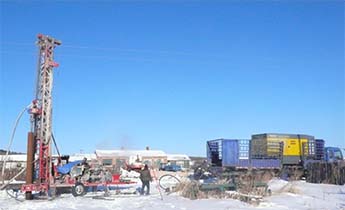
0,149 -> 24,155
190,156 -> 206,161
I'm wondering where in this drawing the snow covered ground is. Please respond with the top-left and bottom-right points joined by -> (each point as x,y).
1,179 -> 344,210
262,179 -> 345,210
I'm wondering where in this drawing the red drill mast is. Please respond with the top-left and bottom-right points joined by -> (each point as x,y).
21,34 -> 61,199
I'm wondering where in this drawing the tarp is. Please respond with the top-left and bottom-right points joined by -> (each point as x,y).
57,160 -> 82,174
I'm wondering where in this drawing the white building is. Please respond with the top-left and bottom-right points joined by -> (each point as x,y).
0,154 -> 27,169
95,149 -> 167,171
0,150 -> 191,173
166,154 -> 191,169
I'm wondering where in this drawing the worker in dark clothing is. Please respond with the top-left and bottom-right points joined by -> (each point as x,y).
80,157 -> 90,176
140,164 -> 152,195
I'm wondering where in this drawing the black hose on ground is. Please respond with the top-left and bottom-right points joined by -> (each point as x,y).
158,174 -> 181,191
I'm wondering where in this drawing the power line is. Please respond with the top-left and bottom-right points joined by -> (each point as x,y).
0,50 -> 160,62
0,41 -> 231,59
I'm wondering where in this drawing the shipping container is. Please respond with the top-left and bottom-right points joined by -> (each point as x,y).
251,134 -> 282,158
207,139 -> 248,167
207,139 -> 280,169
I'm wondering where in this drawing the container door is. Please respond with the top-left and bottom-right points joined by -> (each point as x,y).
222,140 -> 239,167
282,139 -> 300,164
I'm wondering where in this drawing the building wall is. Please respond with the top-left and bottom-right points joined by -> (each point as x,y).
97,156 -> 168,171
0,155 -> 27,169
98,156 -> 129,173
142,156 -> 167,168
168,160 -> 190,169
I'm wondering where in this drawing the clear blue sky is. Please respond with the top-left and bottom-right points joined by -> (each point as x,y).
0,1 -> 344,156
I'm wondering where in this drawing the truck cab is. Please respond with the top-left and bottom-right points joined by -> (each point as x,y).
324,147 -> 344,162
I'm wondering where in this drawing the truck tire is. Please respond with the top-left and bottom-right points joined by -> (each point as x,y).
72,183 -> 86,197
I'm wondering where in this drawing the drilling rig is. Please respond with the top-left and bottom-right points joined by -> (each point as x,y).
17,34 -> 139,200
21,34 -> 61,200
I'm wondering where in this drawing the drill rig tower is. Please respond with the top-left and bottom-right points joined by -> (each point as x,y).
22,34 -> 61,199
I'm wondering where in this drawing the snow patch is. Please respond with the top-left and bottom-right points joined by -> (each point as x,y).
1,181 -> 345,210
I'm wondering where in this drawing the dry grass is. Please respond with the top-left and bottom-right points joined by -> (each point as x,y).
174,180 -> 263,205
175,181 -> 206,200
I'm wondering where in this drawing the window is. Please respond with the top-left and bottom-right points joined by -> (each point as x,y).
102,159 -> 112,166
333,151 -> 343,160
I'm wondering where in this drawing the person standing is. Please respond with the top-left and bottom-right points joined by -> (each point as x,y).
140,164 -> 152,195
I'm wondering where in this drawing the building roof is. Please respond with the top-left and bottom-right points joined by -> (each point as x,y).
95,149 -> 167,158
69,153 -> 97,161
167,154 -> 191,161
0,154 -> 27,162
0,154 -> 99,162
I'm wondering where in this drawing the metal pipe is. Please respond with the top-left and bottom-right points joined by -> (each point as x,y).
1,104 -> 31,185
25,132 -> 35,200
